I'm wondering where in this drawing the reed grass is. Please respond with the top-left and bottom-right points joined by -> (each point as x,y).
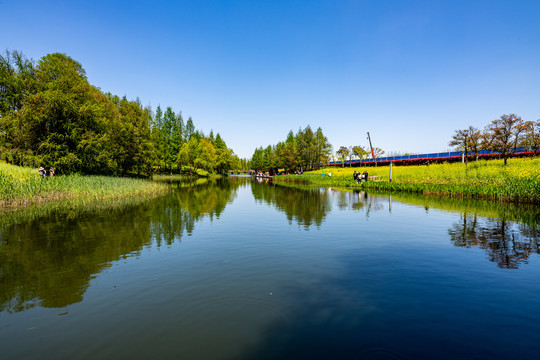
274,157 -> 540,203
0,162 -> 169,210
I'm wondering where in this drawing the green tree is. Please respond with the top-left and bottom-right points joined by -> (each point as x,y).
373,147 -> 385,158
0,50 -> 37,162
283,130 -> 298,172
162,107 -> 176,173
251,147 -> 264,171
336,146 -> 349,167
7,52 -> 120,173
115,97 -> 155,175
185,116 -> 195,141
297,126 -> 316,171
178,137 -> 200,175
153,105 -> 165,171
195,138 -> 217,172
172,111 -> 184,159
352,145 -> 368,162
314,127 -> 332,168
214,133 -> 234,174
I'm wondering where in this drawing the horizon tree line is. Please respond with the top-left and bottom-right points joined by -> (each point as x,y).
335,144 -> 385,167
0,49 -> 243,175
250,126 -> 332,172
450,114 -> 540,165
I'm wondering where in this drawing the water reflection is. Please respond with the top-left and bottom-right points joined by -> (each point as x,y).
0,178 -> 243,313
1,178 -> 539,316
449,214 -> 540,269
254,184 -> 540,269
251,182 -> 332,229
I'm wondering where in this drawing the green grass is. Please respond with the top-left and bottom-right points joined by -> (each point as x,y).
0,162 -> 169,209
152,171 -> 223,183
274,157 -> 540,203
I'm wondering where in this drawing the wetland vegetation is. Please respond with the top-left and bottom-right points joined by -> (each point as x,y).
274,157 -> 540,203
0,161 -> 168,210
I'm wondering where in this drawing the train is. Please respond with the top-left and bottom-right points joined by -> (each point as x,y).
324,147 -> 537,167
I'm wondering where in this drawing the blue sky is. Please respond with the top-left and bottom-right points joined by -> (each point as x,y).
2,0 -> 539,158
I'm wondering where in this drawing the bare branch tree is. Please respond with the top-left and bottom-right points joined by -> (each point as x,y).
483,114 -> 525,166
449,129 -> 470,164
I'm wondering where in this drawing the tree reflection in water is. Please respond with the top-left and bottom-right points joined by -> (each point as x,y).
251,182 -> 338,230
251,181 -> 389,230
1,178 -> 539,315
0,178 -> 243,313
449,214 -> 540,269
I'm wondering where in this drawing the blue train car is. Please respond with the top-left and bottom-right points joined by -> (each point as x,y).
324,147 -> 535,167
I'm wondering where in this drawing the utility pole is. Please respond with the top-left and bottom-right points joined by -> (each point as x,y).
367,132 -> 377,167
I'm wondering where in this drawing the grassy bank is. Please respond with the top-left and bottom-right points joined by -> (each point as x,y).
152,171 -> 223,182
0,162 -> 169,210
274,157 -> 540,203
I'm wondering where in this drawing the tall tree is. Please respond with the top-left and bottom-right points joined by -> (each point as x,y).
373,147 -> 385,158
283,130 -> 298,172
195,138 -> 217,172
336,146 -> 349,167
172,111 -> 184,160
153,105 -> 165,171
162,107 -> 176,173
250,147 -> 264,171
6,52 -> 120,173
115,98 -> 155,175
214,133 -> 234,174
178,137 -> 200,175
352,146 -> 368,162
314,127 -> 332,168
297,126 -> 316,171
1,49 -> 237,176
0,50 -> 37,162
484,114 -> 525,165
520,120 -> 540,155
468,126 -> 482,162
185,116 -> 195,141
449,128 -> 470,164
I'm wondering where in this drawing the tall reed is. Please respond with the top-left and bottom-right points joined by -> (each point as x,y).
1,162 -> 169,209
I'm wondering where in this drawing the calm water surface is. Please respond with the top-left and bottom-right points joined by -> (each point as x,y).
1,178 -> 539,359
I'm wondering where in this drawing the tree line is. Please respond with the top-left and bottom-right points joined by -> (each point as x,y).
335,144 -> 384,167
0,50 -> 243,175
450,114 -> 540,165
250,126 -> 332,172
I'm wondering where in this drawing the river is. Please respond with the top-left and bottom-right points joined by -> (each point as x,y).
1,177 -> 539,359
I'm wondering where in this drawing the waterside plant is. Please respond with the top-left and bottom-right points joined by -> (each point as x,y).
274,157 -> 540,203
0,162 -> 169,210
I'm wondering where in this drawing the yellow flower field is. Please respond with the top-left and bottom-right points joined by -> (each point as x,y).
276,157 -> 540,203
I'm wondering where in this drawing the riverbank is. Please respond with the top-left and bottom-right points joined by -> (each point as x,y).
274,157 -> 540,203
152,172 -> 223,182
0,162 -> 169,210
